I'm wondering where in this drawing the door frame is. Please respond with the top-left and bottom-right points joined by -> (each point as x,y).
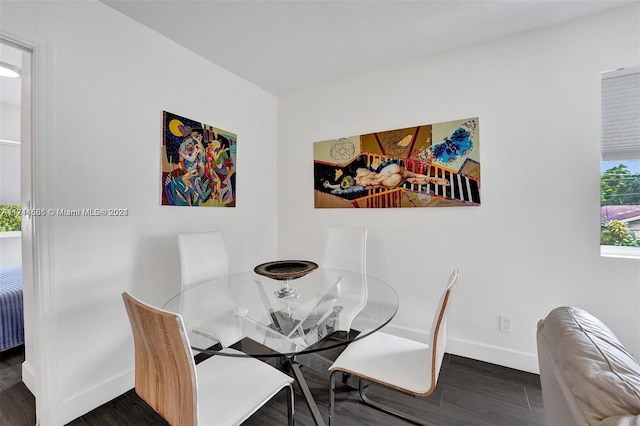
0,31 -> 60,425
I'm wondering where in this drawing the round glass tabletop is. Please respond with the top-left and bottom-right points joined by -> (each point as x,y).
163,268 -> 398,358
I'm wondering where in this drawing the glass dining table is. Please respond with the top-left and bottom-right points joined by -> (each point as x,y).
163,266 -> 399,426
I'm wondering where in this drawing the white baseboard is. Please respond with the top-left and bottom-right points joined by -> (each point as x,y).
60,368 -> 134,424
381,323 -> 540,374
22,360 -> 36,394
447,337 -> 539,374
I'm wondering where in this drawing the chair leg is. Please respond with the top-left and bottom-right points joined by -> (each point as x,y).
286,383 -> 295,426
358,378 -> 433,426
329,371 -> 337,426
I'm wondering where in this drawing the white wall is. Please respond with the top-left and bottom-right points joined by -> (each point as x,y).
0,101 -> 20,143
2,1 -> 279,423
278,4 -> 640,373
0,102 -> 22,267
0,232 -> 21,266
0,140 -> 20,204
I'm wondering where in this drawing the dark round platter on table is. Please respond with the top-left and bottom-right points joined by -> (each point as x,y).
254,260 -> 318,281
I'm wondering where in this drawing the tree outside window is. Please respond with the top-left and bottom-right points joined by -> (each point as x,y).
600,162 -> 640,247
0,205 -> 21,232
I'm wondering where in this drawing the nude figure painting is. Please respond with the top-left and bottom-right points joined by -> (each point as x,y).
313,117 -> 480,208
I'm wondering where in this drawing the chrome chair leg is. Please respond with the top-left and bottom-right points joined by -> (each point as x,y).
286,383 -> 295,426
358,378 -> 432,426
329,371 -> 337,426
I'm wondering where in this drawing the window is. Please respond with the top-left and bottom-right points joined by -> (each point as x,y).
600,66 -> 640,258
0,205 -> 21,232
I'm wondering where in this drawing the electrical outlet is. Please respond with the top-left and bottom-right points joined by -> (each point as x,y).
499,315 -> 512,333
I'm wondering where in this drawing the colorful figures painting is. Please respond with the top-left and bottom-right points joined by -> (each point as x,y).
314,117 -> 480,208
162,111 -> 237,207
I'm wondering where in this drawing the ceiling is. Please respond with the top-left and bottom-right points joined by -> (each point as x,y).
0,1 -> 635,105
0,42 -> 22,106
100,0 -> 634,96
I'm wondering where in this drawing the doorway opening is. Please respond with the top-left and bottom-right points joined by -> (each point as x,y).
0,40 -> 25,349
0,36 -> 36,409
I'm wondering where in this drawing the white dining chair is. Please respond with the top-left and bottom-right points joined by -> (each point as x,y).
321,227 -> 367,274
178,230 -> 229,290
320,227 -> 368,334
328,269 -> 459,425
122,292 -> 295,426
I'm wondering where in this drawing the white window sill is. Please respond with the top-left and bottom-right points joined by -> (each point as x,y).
601,245 -> 640,260
0,231 -> 21,239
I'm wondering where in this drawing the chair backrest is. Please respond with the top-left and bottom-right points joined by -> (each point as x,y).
428,269 -> 459,391
178,231 -> 229,290
122,292 -> 198,425
321,227 -> 367,274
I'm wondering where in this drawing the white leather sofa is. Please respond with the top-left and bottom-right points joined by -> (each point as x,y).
537,306 -> 640,425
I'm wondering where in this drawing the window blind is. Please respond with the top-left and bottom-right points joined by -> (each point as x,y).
601,67 -> 640,162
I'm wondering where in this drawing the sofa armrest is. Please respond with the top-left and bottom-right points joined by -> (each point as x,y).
537,307 -> 640,426
600,415 -> 640,426
537,319 -> 589,425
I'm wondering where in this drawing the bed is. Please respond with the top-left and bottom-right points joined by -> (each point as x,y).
0,264 -> 24,352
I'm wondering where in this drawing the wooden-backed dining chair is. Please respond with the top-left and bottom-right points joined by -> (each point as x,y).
328,269 -> 459,425
122,292 -> 294,426
178,230 -> 229,290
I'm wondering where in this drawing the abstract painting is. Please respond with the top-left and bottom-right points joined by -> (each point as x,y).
314,117 -> 480,208
161,111 -> 237,207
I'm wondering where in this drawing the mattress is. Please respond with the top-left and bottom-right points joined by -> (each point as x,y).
0,264 -> 24,352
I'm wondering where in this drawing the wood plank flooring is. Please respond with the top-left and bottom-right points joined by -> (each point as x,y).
1,345 -> 545,426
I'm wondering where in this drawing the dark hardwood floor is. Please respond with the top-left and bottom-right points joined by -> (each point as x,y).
1,344 -> 545,426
